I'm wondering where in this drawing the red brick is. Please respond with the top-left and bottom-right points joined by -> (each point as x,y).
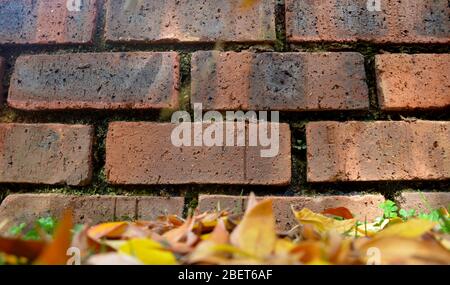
306,121 -> 450,182
0,124 -> 93,185
0,0 -> 97,45
105,0 -> 276,43
105,122 -> 291,185
8,52 -> 180,110
0,194 -> 185,235
398,192 -> 450,214
376,54 -> 450,110
198,194 -> 385,230
286,0 -> 450,44
191,51 -> 369,111
0,57 -> 5,102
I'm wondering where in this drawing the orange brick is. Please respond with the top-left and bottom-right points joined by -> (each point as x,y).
307,121 -> 450,182
376,54 -> 450,110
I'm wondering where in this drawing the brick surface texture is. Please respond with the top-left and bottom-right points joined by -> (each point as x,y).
307,121 -> 450,182
0,1 -> 448,226
0,194 -> 184,234
0,0 -> 97,45
286,0 -> 450,44
0,124 -> 94,186
191,51 -> 369,111
198,194 -> 385,231
105,0 -> 276,43
398,192 -> 450,214
376,54 -> 450,110
106,122 -> 291,185
8,52 -> 180,110
0,57 -> 5,102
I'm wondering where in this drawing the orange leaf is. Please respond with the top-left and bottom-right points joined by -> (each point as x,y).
322,207 -> 354,219
35,209 -> 74,265
0,237 -> 46,261
87,222 -> 129,241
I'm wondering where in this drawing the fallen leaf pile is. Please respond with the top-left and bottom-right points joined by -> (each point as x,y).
1,194 -> 449,265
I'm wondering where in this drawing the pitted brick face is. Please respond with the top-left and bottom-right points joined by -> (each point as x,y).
105,122 -> 291,186
8,52 -> 180,110
286,0 -> 450,44
0,57 -> 5,102
399,192 -> 450,214
306,121 -> 450,182
0,124 -> 94,185
191,51 -> 369,111
105,0 -> 276,43
376,54 -> 450,110
0,0 -> 97,44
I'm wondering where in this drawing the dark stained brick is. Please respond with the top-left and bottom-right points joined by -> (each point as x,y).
8,52 -> 180,110
286,0 -> 450,44
191,51 -> 369,111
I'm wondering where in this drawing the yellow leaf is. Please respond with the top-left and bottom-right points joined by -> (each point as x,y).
188,241 -> 252,264
355,218 -> 389,237
293,208 -> 356,235
374,219 -> 437,239
274,239 -> 296,255
119,238 -> 177,265
230,198 -> 277,259
360,237 -> 450,265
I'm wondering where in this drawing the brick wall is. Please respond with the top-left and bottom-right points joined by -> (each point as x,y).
0,0 -> 449,227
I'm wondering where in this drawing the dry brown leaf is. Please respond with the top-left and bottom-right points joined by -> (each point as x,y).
293,208 -> 356,235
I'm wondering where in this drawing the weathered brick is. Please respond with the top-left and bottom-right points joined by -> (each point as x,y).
306,121 -> 450,182
286,0 -> 450,44
376,54 -> 450,110
8,52 -> 180,110
0,0 -> 97,45
0,194 -> 185,235
0,57 -> 5,101
198,194 -> 385,230
191,51 -> 369,111
0,124 -> 93,185
105,0 -> 276,43
398,192 -> 450,214
106,122 -> 291,185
